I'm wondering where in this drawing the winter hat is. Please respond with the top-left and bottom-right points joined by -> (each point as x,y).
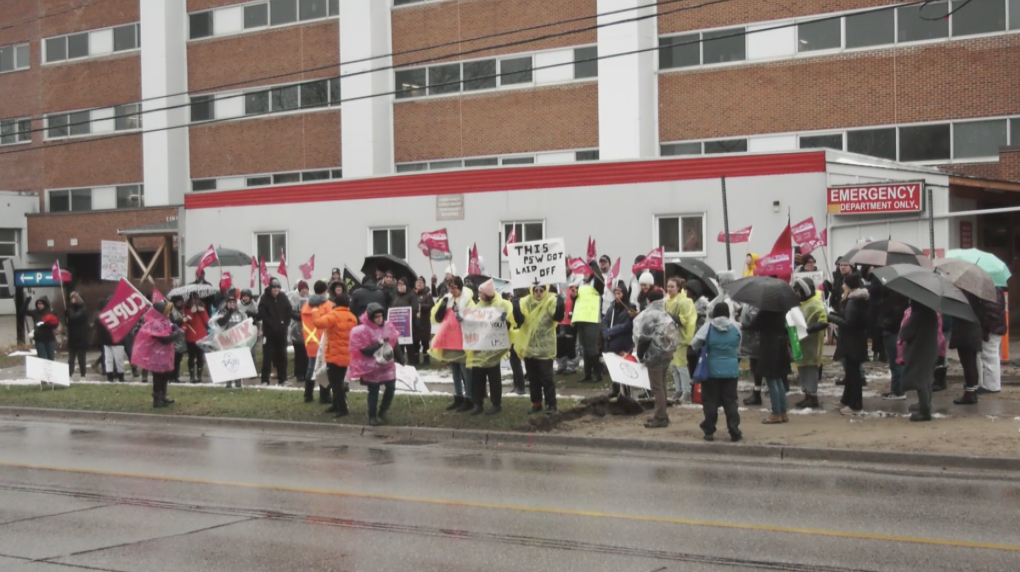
269,278 -> 281,289
331,267 -> 341,275
297,280 -> 309,292
240,289 -> 252,299
479,279 -> 497,298
69,291 -> 83,305
794,277 -> 815,300
613,284 -> 625,293
639,272 -> 654,286
712,303 -> 730,319
153,300 -> 168,315
313,280 -> 328,294
366,303 -> 386,320
443,266 -> 454,276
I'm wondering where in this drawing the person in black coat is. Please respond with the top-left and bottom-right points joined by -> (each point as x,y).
602,285 -> 634,398
828,273 -> 870,413
861,266 -> 886,362
899,301 -> 939,421
412,277 -> 434,366
31,296 -> 59,361
950,290 -> 987,405
744,308 -> 790,424
65,292 -> 90,377
350,277 -> 387,320
258,278 -> 292,385
878,289 -> 909,399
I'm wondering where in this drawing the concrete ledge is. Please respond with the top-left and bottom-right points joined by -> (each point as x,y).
2,407 -> 1017,472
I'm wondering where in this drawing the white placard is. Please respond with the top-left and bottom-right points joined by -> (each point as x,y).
205,348 -> 257,383
460,307 -> 510,351
101,240 -> 129,282
25,356 -> 70,387
507,238 -> 567,288
791,270 -> 824,290
395,365 -> 430,394
602,353 -> 651,390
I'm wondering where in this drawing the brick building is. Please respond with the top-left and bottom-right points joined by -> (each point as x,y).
1,0 -> 1020,313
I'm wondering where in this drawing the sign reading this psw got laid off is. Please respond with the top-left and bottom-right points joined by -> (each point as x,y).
508,238 -> 566,288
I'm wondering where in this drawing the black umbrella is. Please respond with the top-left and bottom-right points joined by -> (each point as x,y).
848,240 -> 931,268
362,254 -> 416,285
871,264 -> 977,322
667,258 -> 719,297
724,276 -> 800,313
186,247 -> 252,267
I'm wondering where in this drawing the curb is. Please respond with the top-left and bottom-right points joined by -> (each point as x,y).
1,406 -> 1018,472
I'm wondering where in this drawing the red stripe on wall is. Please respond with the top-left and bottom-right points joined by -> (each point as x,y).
185,152 -> 827,210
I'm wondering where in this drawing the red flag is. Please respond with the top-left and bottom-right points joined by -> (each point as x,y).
568,256 -> 594,277
502,226 -> 517,257
631,247 -> 664,276
800,229 -> 828,255
299,255 -> 315,280
50,260 -> 70,283
585,237 -> 597,264
277,251 -> 288,278
755,221 -> 793,278
220,272 -> 233,292
717,225 -> 753,244
195,244 -> 218,276
250,256 -> 258,288
418,229 -> 452,260
791,217 -> 817,245
98,279 -> 151,343
260,257 -> 271,287
605,257 -> 621,286
151,288 -> 166,304
468,244 -> 482,275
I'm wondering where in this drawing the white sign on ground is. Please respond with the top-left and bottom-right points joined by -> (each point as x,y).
206,348 -> 257,383
460,307 -> 510,351
396,365 -> 430,394
101,240 -> 130,281
25,356 -> 70,387
602,353 -> 651,390
507,238 -> 566,288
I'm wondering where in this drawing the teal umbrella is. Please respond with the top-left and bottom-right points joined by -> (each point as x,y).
945,249 -> 1011,287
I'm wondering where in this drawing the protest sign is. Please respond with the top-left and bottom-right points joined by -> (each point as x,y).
508,238 -> 566,288
792,270 -> 824,290
25,355 -> 71,387
388,306 -> 413,345
206,348 -> 257,383
99,279 -> 150,344
602,353 -> 651,390
101,240 -> 129,281
396,365 -> 430,394
212,318 -> 258,351
460,307 -> 510,351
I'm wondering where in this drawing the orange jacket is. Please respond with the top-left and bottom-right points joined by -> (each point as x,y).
300,295 -> 333,358
312,305 -> 357,367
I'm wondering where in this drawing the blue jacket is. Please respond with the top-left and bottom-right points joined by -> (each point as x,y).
692,317 -> 741,380
601,302 -> 634,354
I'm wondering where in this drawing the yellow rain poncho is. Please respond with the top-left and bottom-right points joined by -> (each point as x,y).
428,287 -> 475,364
797,290 -> 828,367
743,252 -> 760,277
466,296 -> 515,368
666,290 -> 697,367
516,291 -> 560,360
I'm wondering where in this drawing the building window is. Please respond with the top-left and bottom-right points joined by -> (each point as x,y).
953,119 -> 1008,159
661,142 -> 702,156
575,150 -> 599,161
46,114 -> 68,138
463,60 -> 497,91
798,19 -> 841,52
247,176 -> 272,186
502,156 -> 536,165
302,170 -> 330,181
245,3 -> 269,28
657,214 -> 706,256
845,9 -> 895,48
371,227 -> 407,259
799,133 -> 843,150
899,123 -> 951,162
0,118 -> 31,145
847,127 -> 897,160
0,43 -> 30,73
190,12 -> 214,40
270,0 -> 298,25
256,232 -> 287,264
49,189 -> 92,213
702,28 -> 746,64
951,0 -> 1006,37
465,157 -> 498,167
113,23 -> 140,52
1012,0 -> 1020,29
1011,118 -> 1020,148
68,110 -> 90,136
241,77 -> 341,115
499,56 -> 533,85
428,63 -> 461,95
114,104 -> 142,131
704,138 -> 747,154
244,91 -> 269,115
299,0 -> 328,21
659,34 -> 700,69
897,4 -> 949,42
503,221 -> 545,244
192,179 -> 217,192
395,69 -> 426,99
574,46 -> 598,79
395,163 -> 426,173
300,80 -> 328,108
429,160 -> 462,170
273,173 -> 301,185
116,185 -> 144,209
271,84 -> 300,111
191,95 -> 215,122
66,33 -> 89,59
45,37 -> 67,62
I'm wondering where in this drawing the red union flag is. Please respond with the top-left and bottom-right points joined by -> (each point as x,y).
50,260 -> 71,283
260,257 -> 270,287
568,256 -> 593,277
250,256 -> 258,288
585,237 -> 597,264
605,257 -> 621,286
299,255 -> 315,280
277,251 -> 288,278
468,243 -> 482,275
827,182 -> 923,214
195,244 -> 218,276
717,226 -> 752,244
800,229 -> 828,255
220,272 -> 233,292
791,217 -> 817,244
418,229 -> 452,260
755,222 -> 793,279
632,247 -> 664,276
502,226 -> 516,256
151,288 -> 166,304
99,279 -> 151,343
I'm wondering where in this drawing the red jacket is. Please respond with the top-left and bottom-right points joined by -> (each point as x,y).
183,305 -> 209,343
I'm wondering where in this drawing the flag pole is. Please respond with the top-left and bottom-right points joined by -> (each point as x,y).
216,245 -> 224,285
56,261 -> 67,310
721,176 -> 732,271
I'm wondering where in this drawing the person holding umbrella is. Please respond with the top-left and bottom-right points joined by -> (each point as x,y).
898,300 -> 940,422
827,273 -> 871,414
744,306 -> 791,424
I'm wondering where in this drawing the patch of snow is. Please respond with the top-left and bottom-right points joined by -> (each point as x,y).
789,408 -> 826,415
6,350 -> 36,357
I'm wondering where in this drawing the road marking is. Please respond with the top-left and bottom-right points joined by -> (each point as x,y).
3,461 -> 1019,553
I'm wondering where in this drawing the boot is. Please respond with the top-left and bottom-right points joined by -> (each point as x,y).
423,355 -> 430,366
590,358 -> 603,382
953,390 -> 978,405
118,373 -> 125,382
528,403 -> 543,414
188,366 -> 196,383
368,417 -> 381,426
762,414 -> 783,424
456,398 -> 475,413
196,364 -> 204,383
131,366 -> 139,379
803,394 -> 820,409
932,369 -> 948,392
485,404 -> 502,415
794,395 -> 809,408
141,370 -> 148,383
153,393 -> 167,408
743,390 -> 762,406
303,381 -> 314,403
319,384 -> 332,404
107,373 -> 115,383
325,383 -> 339,413
446,396 -> 464,411
378,408 -> 389,424
333,384 -> 349,418
470,404 -> 485,416
910,412 -> 932,422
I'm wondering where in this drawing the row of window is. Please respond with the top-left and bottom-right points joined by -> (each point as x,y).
189,0 -> 339,40
48,185 -> 144,213
191,76 -> 341,122
659,1 -> 1020,70
192,167 -> 344,192
395,150 -> 599,172
661,117 -> 1020,163
44,23 -> 140,64
45,104 -> 142,140
0,118 -> 32,146
0,42 -> 29,73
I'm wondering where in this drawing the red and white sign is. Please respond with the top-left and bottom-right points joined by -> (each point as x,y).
568,256 -> 593,277
959,221 -> 973,249
299,254 -> 315,280
717,226 -> 752,244
791,217 -> 817,244
99,279 -> 151,344
418,229 -> 452,260
800,229 -> 828,256
632,247 -> 664,276
194,244 -> 218,276
827,182 -> 923,214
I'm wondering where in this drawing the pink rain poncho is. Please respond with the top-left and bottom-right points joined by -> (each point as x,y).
131,309 -> 177,373
348,312 -> 399,383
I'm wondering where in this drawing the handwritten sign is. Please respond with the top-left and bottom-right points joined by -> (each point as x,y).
206,348 -> 257,383
101,240 -> 129,281
460,307 -> 510,351
508,238 -> 566,288
387,307 -> 413,345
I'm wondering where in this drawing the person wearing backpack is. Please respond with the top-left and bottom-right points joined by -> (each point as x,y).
692,304 -> 742,442
632,289 -> 680,429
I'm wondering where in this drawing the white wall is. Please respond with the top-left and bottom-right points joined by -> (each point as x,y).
340,0 -> 393,178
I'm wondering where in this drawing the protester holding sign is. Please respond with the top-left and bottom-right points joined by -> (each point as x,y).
94,296 -> 127,382
133,302 -> 179,408
212,295 -> 248,388
301,281 -> 333,403
466,279 -> 515,416
430,277 -> 476,412
512,285 -> 565,415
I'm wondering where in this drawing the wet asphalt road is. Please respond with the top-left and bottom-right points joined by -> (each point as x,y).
0,416 -> 1018,572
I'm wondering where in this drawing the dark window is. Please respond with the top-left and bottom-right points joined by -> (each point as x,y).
19,119 -> 31,142
574,46 -> 598,78
50,191 -> 70,212
190,12 -> 213,39
951,0 -> 1006,36
272,85 -> 299,111
394,0 -> 421,5
702,28 -> 745,64
661,142 -> 701,156
798,18 -> 841,52
897,4 -> 949,42
899,124 -> 951,162
429,160 -> 462,170
463,59 -> 496,91
0,120 -> 16,145
329,0 -> 339,16
244,3 -> 269,28
658,34 -> 699,69
523,223 -> 543,241
15,44 -> 30,69
270,0 -> 298,25
502,157 -> 535,165
465,157 -> 498,167
372,230 -> 389,256
1011,118 -> 1020,147
847,128 -> 897,160
428,63 -> 460,95
69,110 -> 90,136
192,179 -> 217,191
47,114 -> 69,138
845,8 -> 895,48
499,57 -> 532,85
45,37 -> 67,62
116,185 -> 143,208
256,233 -> 286,263
0,46 -> 14,71
658,217 -> 680,254
799,134 -> 843,150
191,95 -> 214,122
1012,0 -> 1020,29
302,170 -> 330,181
273,173 -> 301,184
115,104 -> 141,131
299,0 -> 328,20
67,33 -> 89,59
70,189 -> 92,211
329,77 -> 341,104
113,24 -> 137,51
300,80 -> 328,108
330,169 -> 343,179
246,176 -> 272,186
396,163 -> 427,173
704,138 -> 747,154
372,229 -> 406,258
954,119 -> 1007,159
245,91 -> 270,115
575,150 -> 599,161
394,68 -> 426,99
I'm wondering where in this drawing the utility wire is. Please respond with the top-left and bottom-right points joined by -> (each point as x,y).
0,0 -> 927,158
918,0 -> 975,20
